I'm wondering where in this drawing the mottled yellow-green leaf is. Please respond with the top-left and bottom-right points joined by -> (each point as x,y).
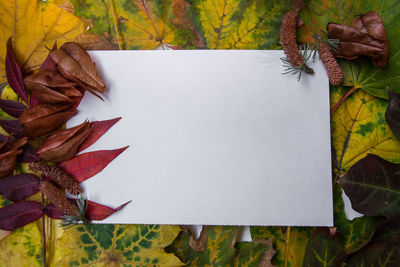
331,87 -> 400,173
0,0 -> 85,82
193,0 -> 290,49
250,226 -> 313,267
51,224 -> 183,266
0,221 -> 43,267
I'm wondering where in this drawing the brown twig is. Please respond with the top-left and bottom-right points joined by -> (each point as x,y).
108,0 -> 122,50
41,192 -> 46,267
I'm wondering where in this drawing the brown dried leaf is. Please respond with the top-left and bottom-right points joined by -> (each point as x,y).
0,137 -> 27,178
27,83 -> 73,104
24,69 -> 75,88
327,11 -> 388,67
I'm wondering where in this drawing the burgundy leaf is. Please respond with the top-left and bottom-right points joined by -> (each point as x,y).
0,201 -> 43,230
44,203 -> 64,219
86,200 -> 131,220
0,82 -> 7,96
59,146 -> 128,182
18,143 -> 40,163
78,117 -> 121,152
29,93 -> 41,107
0,119 -> 24,138
0,174 -> 40,201
5,38 -> 28,104
0,99 -> 27,118
40,42 -> 58,71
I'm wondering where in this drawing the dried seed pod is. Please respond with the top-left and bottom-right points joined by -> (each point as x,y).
41,180 -> 78,215
25,83 -> 73,104
24,69 -> 75,88
19,103 -> 77,137
30,161 -> 82,195
318,42 -> 343,86
281,11 -> 306,67
60,42 -> 105,90
37,121 -> 93,163
0,136 -> 28,178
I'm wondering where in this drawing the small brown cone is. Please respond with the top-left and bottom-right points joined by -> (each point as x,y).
29,161 -> 82,195
318,42 -> 343,86
281,10 -> 304,67
41,181 -> 78,215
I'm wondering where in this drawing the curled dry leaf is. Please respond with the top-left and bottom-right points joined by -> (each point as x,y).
19,103 -> 77,137
0,136 -> 27,178
327,11 -> 388,68
37,121 -> 93,163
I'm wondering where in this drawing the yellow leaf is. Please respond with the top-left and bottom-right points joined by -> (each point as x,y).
0,0 -> 85,83
0,222 -> 43,267
195,0 -> 289,49
331,87 -> 400,173
50,224 -> 183,266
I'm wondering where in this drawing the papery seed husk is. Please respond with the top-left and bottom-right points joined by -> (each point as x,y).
50,49 -> 104,93
40,181 -> 78,214
60,42 -> 106,89
55,86 -> 82,97
26,83 -> 73,104
38,122 -> 93,163
19,104 -> 72,125
30,161 -> 82,195
24,69 -> 75,88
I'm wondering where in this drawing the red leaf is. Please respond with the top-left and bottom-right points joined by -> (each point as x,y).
59,146 -> 129,182
0,99 -> 27,118
29,93 -> 41,107
5,38 -> 28,104
19,143 -> 40,163
86,200 -> 131,220
0,174 -> 40,201
40,42 -> 58,71
0,119 -> 25,138
78,117 -> 121,152
0,201 -> 43,230
44,203 -> 64,219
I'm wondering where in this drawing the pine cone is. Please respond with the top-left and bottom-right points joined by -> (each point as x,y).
29,161 -> 82,195
41,181 -> 78,215
281,11 -> 304,67
318,42 -> 343,85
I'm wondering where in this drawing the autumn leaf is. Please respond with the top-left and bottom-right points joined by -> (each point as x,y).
330,87 -> 400,174
0,0 -> 85,83
167,226 -> 274,266
250,226 -> 313,267
299,0 -> 400,99
192,0 -> 290,49
51,224 -> 183,266
333,184 -> 381,255
346,239 -> 400,266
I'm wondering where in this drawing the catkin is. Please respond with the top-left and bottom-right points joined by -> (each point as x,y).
41,181 -> 78,215
318,42 -> 343,85
29,161 -> 82,195
281,11 -> 304,67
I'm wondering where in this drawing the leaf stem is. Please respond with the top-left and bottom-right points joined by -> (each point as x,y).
108,0 -> 122,50
330,87 -> 357,115
41,192 -> 46,267
284,226 -> 291,267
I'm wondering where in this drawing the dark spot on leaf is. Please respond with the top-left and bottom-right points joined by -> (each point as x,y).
356,122 -> 375,136
123,250 -> 133,261
84,245 -> 98,261
134,256 -> 141,262
80,233 -> 93,244
133,246 -> 140,252
139,239 -> 152,249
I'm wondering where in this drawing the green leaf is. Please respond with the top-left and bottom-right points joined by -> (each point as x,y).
333,184 -> 381,255
52,224 -> 183,266
346,240 -> 400,266
339,154 -> 400,218
299,0 -> 400,99
330,86 -> 400,174
370,216 -> 400,244
250,226 -> 313,267
166,226 -> 273,266
302,228 -> 344,267
385,89 -> 400,142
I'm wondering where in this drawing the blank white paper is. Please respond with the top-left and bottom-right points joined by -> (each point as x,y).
68,50 -> 333,226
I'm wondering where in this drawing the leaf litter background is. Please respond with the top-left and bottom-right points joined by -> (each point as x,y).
1,0 -> 400,266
